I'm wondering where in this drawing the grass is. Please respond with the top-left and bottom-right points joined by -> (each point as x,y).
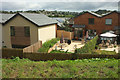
2,57 -> 119,78
50,50 -> 73,54
38,38 -> 59,53
93,50 -> 117,55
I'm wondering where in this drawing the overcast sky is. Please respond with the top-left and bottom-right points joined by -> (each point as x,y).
0,0 -> 120,12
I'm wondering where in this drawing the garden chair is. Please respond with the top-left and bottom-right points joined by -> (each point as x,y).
106,42 -> 109,48
102,40 -> 105,47
99,44 -> 102,48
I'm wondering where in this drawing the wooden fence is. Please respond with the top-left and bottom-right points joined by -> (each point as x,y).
57,30 -> 74,40
23,41 -> 42,53
2,48 -> 119,61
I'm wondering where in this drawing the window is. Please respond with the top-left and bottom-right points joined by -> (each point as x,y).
105,19 -> 112,25
10,26 -> 15,36
88,18 -> 94,24
24,27 -> 30,37
88,30 -> 96,36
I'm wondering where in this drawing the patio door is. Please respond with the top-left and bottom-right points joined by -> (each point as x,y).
74,28 -> 83,39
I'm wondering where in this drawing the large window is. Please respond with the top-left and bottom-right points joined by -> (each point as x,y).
88,18 -> 94,24
88,30 -> 96,36
10,26 -> 15,36
24,27 -> 30,37
105,19 -> 112,25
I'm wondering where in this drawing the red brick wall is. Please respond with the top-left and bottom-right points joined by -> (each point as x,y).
74,12 -> 119,34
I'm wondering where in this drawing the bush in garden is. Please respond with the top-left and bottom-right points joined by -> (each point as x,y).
76,35 -> 98,54
38,38 -> 60,53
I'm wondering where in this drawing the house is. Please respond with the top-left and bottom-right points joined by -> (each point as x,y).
69,11 -> 120,40
52,17 -> 70,28
1,13 -> 57,48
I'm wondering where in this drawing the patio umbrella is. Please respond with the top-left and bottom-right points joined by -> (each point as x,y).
60,33 -> 64,43
100,32 -> 117,37
109,31 -> 114,34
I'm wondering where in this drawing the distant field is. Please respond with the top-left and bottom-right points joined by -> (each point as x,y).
2,58 -> 119,78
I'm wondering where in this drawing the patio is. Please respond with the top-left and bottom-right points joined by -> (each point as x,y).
99,31 -> 119,53
53,40 -> 84,53
100,46 -> 119,53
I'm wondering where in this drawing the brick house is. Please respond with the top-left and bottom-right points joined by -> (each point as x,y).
70,11 -> 120,40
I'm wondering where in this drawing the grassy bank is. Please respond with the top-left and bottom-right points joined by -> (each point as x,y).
2,58 -> 118,78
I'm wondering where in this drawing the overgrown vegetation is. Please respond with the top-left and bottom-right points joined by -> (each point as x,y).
2,57 -> 118,78
50,50 -> 73,54
38,38 -> 59,53
76,35 -> 98,54
93,50 -> 117,55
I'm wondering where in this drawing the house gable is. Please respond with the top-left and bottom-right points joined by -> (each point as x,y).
2,13 -> 38,48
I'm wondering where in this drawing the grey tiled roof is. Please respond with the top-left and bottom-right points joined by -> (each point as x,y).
19,13 -> 57,26
0,14 -> 15,23
0,13 -> 57,26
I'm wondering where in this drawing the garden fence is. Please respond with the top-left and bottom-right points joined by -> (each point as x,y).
2,48 -> 119,61
23,41 -> 42,53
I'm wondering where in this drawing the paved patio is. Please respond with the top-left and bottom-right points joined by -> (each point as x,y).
54,40 -> 84,53
100,46 -> 119,53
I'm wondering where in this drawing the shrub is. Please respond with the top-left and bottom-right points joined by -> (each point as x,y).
50,50 -> 73,54
76,35 -> 98,54
38,38 -> 60,53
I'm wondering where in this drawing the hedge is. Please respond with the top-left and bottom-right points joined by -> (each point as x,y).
2,48 -> 119,61
76,35 -> 98,54
50,50 -> 73,54
38,38 -> 60,53
2,48 -> 23,58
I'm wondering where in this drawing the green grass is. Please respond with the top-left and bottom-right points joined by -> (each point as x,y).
2,57 -> 119,78
76,35 -> 98,54
50,50 -> 73,54
93,50 -> 117,55
38,38 -> 60,53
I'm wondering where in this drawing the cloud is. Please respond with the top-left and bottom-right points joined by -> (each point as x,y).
38,2 -> 118,11
1,0 -> 120,2
1,2 -> 119,11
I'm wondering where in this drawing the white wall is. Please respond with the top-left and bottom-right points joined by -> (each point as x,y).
0,24 -> 2,48
38,24 -> 56,43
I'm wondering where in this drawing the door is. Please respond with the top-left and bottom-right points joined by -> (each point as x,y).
74,28 -> 83,39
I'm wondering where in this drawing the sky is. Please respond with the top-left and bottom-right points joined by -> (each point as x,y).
0,0 -> 120,12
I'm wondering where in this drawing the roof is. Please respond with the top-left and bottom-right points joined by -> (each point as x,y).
72,24 -> 85,28
88,11 -> 114,18
68,11 -> 119,24
1,13 -> 57,26
0,14 -> 15,23
73,11 -> 119,19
